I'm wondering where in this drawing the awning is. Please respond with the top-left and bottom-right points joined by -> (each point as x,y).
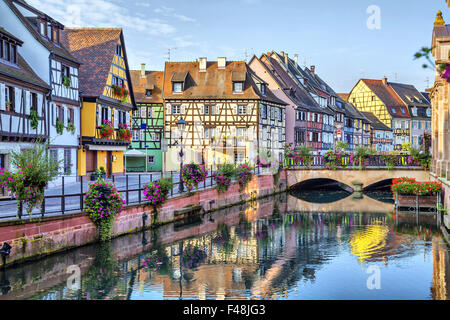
87,145 -> 127,151
125,149 -> 147,157
171,72 -> 188,82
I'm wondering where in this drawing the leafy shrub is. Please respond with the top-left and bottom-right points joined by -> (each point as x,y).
0,141 -> 60,217
293,145 -> 313,167
236,163 -> 254,191
84,177 -> 124,241
181,163 -> 208,192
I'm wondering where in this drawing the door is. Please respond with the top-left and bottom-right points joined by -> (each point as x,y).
86,150 -> 97,173
106,151 -> 113,177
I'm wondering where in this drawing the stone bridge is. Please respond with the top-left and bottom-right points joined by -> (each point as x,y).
286,169 -> 430,191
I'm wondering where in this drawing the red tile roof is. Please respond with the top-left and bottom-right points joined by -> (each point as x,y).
360,79 -> 410,118
130,70 -> 163,104
60,28 -> 122,98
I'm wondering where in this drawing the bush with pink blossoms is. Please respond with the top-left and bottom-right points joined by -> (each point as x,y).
181,163 -> 208,192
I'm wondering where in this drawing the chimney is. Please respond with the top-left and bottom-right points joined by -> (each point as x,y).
140,63 -> 146,78
199,57 -> 207,72
280,51 -> 285,58
294,54 -> 298,66
284,53 -> 289,66
310,65 -> 315,74
382,76 -> 388,86
218,57 -> 226,69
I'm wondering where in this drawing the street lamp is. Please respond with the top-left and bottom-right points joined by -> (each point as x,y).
177,117 -> 186,193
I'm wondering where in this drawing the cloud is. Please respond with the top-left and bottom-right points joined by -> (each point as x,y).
154,5 -> 196,23
26,0 -> 176,36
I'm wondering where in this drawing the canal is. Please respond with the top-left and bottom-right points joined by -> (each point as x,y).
0,188 -> 448,300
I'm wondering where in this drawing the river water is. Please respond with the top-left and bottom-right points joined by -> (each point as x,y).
0,190 -> 448,300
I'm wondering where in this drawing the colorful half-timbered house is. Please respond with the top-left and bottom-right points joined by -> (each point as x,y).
60,28 -> 136,178
163,58 -> 286,171
2,0 -> 81,184
0,27 -> 49,185
128,65 -> 164,172
348,78 -> 411,151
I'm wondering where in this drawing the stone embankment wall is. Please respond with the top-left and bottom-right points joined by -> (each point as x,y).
0,171 -> 287,267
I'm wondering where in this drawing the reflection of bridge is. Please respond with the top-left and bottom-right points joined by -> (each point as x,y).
287,194 -> 394,213
286,169 -> 430,191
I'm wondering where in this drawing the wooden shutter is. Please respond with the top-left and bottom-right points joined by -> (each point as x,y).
114,109 -> 119,128
14,88 -> 22,113
37,94 -> 43,117
51,103 -> 56,126
24,91 -> 31,115
63,106 -> 68,126
126,112 -> 130,126
97,105 -> 102,126
180,105 -> 185,114
0,83 -> 5,111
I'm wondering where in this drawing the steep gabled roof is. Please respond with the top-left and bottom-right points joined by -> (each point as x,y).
361,112 -> 392,131
358,79 -> 410,118
0,54 -> 50,90
4,0 -> 79,64
337,93 -> 349,101
388,82 -> 430,108
162,60 -> 285,105
260,53 -> 332,115
130,70 -> 163,104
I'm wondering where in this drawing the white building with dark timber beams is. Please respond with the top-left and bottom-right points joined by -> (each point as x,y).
0,26 -> 50,195
1,0 -> 81,185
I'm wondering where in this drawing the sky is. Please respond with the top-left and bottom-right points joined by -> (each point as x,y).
25,0 -> 445,93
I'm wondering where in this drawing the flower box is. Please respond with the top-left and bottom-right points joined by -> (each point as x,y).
396,194 -> 438,208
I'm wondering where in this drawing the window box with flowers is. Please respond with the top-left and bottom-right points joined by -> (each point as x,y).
111,84 -> 129,104
117,123 -> 132,141
67,121 -> 76,135
391,177 -> 442,209
99,120 -> 114,139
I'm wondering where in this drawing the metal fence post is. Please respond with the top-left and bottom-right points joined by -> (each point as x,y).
138,174 -> 141,203
61,176 -> 65,214
126,175 -> 129,205
80,175 -> 83,211
41,197 -> 45,217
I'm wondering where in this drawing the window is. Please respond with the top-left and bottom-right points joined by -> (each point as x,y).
237,105 -> 247,115
116,44 -> 122,56
148,156 -> 155,164
50,149 -> 58,164
401,108 -> 406,114
47,24 -> 52,41
10,45 -> 16,64
40,22 -> 46,36
52,28 -> 59,43
68,108 -> 74,124
234,152 -> 244,164
261,104 -> 267,119
371,95 -> 376,101
64,149 -> 71,175
4,86 -> 12,111
31,93 -> 38,112
172,105 -> 181,114
132,130 -> 140,141
391,108 -> 397,114
233,82 -> 243,93
412,107 -> 417,116
270,107 -> 274,120
278,128 -> 283,142
426,108 -> 431,117
145,89 -> 152,97
204,105 -> 210,115
260,84 -> 266,95
173,82 -> 183,93
140,106 -> 146,118
61,66 -> 70,83
147,107 -> 152,118
204,127 -> 210,139
278,108 -> 282,121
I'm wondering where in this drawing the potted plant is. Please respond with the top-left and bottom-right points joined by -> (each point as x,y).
181,163 -> 208,192
117,123 -> 132,141
67,121 -> 76,135
5,101 -> 11,112
56,119 -> 64,135
63,75 -> 71,89
99,120 -> 114,139
29,109 -> 39,130
84,177 -> 124,241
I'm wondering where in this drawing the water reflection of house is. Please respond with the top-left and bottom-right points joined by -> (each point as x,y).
431,237 -> 450,300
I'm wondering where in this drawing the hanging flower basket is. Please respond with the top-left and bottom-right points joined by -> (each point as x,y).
181,163 -> 208,192
99,120 -> 114,139
111,84 -> 129,104
117,123 -> 132,141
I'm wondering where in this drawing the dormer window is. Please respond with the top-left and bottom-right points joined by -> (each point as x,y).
0,31 -> 21,65
392,108 -> 396,114
233,82 -> 243,93
412,107 -> 417,116
145,89 -> 152,97
260,83 -> 266,95
173,82 -> 183,93
401,107 -> 406,114
39,21 -> 46,36
47,23 -> 52,40
426,108 -> 431,117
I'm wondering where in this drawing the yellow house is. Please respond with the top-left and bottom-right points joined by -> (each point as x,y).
61,28 -> 136,178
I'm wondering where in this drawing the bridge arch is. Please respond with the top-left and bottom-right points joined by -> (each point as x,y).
286,169 -> 430,193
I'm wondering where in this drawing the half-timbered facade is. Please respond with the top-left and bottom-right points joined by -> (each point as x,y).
163,58 -> 286,171
0,27 -> 49,183
361,112 -> 393,152
348,78 -> 411,151
128,66 -> 164,172
2,0 -> 81,183
60,28 -> 136,178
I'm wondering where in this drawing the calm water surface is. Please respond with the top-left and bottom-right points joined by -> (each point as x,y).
0,191 -> 448,300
